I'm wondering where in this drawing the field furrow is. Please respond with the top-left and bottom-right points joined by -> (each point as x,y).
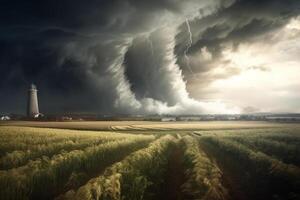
263,135 -> 300,146
200,136 -> 300,200
227,136 -> 300,166
0,137 -> 123,170
181,136 -> 229,200
0,135 -> 154,200
56,135 -> 176,200
0,124 -> 299,200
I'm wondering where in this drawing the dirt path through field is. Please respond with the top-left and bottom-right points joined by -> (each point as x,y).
219,162 -> 249,200
162,143 -> 185,200
199,141 -> 249,200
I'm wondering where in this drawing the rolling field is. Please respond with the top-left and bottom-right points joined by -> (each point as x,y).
1,120 -> 289,131
0,121 -> 299,200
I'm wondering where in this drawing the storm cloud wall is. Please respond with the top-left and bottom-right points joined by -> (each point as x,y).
1,0 -> 299,114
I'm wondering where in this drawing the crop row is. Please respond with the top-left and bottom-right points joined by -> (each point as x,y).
227,136 -> 300,166
0,127 -> 88,146
181,136 -> 228,200
197,128 -> 300,143
57,135 -> 176,200
0,135 -> 154,200
262,135 -> 300,146
0,127 -> 143,156
200,136 -> 300,200
0,136 -> 124,170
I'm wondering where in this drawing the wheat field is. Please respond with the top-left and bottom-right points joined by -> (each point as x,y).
0,121 -> 299,200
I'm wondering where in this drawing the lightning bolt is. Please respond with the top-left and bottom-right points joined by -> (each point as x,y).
147,37 -> 155,57
184,18 -> 195,75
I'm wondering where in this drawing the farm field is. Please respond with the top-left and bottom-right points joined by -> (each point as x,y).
0,121 -> 299,200
0,120 -> 290,131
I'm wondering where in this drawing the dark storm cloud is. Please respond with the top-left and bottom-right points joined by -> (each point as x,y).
124,29 -> 186,106
0,0 -> 299,114
175,0 -> 300,82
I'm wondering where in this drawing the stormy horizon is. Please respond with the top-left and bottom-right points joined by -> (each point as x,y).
1,0 -> 300,115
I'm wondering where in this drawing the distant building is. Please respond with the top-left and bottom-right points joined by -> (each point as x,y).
27,84 -> 42,118
61,116 -> 73,121
161,117 -> 176,122
178,116 -> 201,121
0,116 -> 10,121
266,116 -> 300,121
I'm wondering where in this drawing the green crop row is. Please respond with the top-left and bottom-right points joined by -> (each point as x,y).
262,135 -> 300,146
197,128 -> 300,144
57,135 -> 176,200
0,127 -> 147,156
0,135 -> 154,200
0,136 -> 123,170
181,136 -> 228,200
227,136 -> 300,166
200,136 -> 300,200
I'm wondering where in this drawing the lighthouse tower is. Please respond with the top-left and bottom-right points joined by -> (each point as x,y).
27,84 -> 40,118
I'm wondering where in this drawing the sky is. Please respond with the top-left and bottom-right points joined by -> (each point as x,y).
0,0 -> 300,115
